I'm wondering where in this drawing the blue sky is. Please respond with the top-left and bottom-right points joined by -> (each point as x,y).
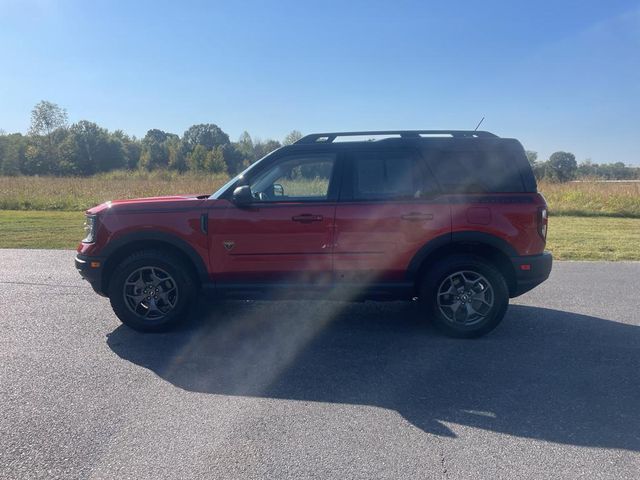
1,0 -> 639,164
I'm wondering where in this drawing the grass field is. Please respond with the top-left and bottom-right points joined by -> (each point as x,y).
0,210 -> 83,249
1,174 -> 638,259
538,181 -> 640,218
546,216 -> 640,261
1,210 -> 638,261
0,171 -> 229,211
1,174 -> 639,216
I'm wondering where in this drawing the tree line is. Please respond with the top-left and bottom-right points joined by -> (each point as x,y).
1,100 -> 638,181
525,151 -> 640,182
0,100 -> 303,177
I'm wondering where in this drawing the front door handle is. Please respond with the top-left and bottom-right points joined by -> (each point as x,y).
292,214 -> 324,223
401,212 -> 434,222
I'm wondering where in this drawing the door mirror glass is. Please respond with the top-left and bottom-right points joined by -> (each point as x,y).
232,185 -> 253,206
273,183 -> 284,196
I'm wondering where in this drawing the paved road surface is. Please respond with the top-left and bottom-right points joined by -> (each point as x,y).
1,250 -> 639,479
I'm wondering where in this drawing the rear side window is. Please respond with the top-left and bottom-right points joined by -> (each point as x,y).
350,150 -> 437,200
427,147 -> 525,193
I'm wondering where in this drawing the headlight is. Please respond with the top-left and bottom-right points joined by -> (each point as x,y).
83,215 -> 97,243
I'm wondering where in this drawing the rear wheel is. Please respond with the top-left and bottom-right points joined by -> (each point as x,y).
108,250 -> 196,332
419,254 -> 509,338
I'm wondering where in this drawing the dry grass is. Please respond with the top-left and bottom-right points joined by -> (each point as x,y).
0,171 -> 228,211
1,175 -> 639,219
538,181 -> 640,218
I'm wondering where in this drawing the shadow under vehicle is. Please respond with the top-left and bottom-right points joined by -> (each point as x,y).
107,303 -> 639,451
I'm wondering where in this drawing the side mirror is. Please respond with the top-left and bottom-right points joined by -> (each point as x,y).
232,185 -> 253,206
273,183 -> 284,196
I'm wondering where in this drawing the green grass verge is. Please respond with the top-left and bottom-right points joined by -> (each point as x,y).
0,210 -> 84,249
546,216 -> 640,261
1,210 -> 638,261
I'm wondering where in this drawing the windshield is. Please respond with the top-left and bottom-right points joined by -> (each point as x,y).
210,156 -> 267,199
210,173 -> 243,199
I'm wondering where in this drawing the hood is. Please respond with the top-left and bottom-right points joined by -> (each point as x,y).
86,194 -> 210,215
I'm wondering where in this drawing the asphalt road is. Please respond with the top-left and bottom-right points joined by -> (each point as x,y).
1,250 -> 639,479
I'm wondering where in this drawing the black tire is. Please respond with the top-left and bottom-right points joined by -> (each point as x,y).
108,249 -> 196,332
419,254 -> 509,338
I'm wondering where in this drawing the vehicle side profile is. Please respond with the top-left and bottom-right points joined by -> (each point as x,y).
76,130 -> 552,337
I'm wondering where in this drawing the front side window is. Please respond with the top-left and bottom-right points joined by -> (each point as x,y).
249,153 -> 336,202
351,150 -> 435,200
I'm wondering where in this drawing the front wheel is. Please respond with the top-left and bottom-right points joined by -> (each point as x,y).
419,255 -> 509,338
108,250 -> 196,332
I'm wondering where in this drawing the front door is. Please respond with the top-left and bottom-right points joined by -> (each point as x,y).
209,152 -> 339,288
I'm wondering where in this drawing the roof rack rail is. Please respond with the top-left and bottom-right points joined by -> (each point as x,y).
295,130 -> 498,144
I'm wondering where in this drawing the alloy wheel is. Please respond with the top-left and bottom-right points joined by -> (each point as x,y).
436,270 -> 494,326
123,266 -> 179,320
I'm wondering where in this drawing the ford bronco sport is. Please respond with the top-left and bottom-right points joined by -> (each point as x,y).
75,130 -> 552,337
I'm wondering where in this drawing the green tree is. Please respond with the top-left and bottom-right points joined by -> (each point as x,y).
187,144 -> 208,171
204,146 -> 227,173
29,100 -> 68,139
532,162 -> 547,181
56,134 -> 80,175
525,150 -> 538,167
21,127 -> 68,175
143,129 -> 168,144
236,131 -> 254,160
28,100 -> 68,172
222,143 -> 249,174
0,133 -> 25,175
253,139 -> 281,161
166,136 -> 186,171
183,124 -> 230,152
62,121 -> 126,174
547,151 -> 577,182
607,162 -> 634,180
283,130 -> 303,145
113,130 -> 142,169
139,129 -> 176,170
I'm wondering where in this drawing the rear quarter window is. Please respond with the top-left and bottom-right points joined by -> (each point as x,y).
426,147 -> 525,193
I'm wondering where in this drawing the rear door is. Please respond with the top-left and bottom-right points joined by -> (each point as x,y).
333,147 -> 451,290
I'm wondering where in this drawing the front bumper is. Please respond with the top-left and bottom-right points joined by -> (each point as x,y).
75,254 -> 106,296
509,251 -> 553,297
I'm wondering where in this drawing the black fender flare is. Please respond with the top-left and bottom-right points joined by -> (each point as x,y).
100,231 -> 209,284
450,231 -> 518,256
406,231 -> 517,281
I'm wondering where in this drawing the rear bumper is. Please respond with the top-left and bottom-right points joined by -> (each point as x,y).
75,254 -> 106,296
509,251 -> 553,297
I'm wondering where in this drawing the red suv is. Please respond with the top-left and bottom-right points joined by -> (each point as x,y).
76,130 -> 552,337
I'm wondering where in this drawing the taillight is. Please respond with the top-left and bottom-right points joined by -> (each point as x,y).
537,206 -> 548,240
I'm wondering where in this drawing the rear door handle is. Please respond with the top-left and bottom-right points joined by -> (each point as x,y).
401,212 -> 434,221
292,214 -> 324,223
